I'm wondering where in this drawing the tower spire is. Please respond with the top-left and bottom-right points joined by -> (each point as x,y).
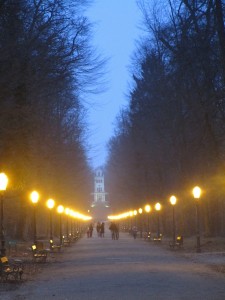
91,168 -> 109,220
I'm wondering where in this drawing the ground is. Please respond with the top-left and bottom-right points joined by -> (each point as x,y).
1,229 -> 225,299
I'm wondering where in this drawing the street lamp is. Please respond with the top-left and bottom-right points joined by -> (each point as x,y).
0,173 -> 8,257
144,205 -> 151,235
155,202 -> 161,238
169,195 -> 177,246
65,208 -> 70,238
46,199 -> 55,250
192,186 -> 202,253
30,191 -> 39,245
70,209 -> 75,236
133,210 -> 137,226
57,205 -> 64,245
129,211 -> 133,230
138,208 -> 143,238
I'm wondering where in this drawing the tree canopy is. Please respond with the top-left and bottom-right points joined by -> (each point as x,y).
105,0 -> 225,236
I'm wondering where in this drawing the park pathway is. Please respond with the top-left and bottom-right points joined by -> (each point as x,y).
1,227 -> 225,300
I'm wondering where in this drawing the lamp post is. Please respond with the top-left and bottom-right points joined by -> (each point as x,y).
192,186 -> 202,253
169,195 -> 177,246
129,211 -> 133,231
65,208 -> 70,238
47,199 -> 55,250
70,210 -> 74,236
0,173 -> 8,257
57,205 -> 64,245
133,210 -> 137,227
144,205 -> 151,235
138,208 -> 143,238
30,191 -> 39,245
155,202 -> 161,238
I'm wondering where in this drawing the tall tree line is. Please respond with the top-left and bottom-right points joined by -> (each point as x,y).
0,0 -> 102,239
105,0 -> 225,236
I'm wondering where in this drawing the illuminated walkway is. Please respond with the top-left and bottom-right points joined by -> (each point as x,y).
1,228 -> 225,300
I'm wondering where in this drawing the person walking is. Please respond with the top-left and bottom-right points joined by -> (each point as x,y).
100,222 -> 105,237
86,226 -> 90,238
89,223 -> 93,237
132,225 -> 138,239
109,222 -> 119,240
96,222 -> 101,237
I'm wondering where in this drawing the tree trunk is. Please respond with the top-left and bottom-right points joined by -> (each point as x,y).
215,0 -> 225,83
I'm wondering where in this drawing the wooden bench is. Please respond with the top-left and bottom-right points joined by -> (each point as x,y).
32,242 -> 48,262
8,240 -> 17,255
73,231 -> 80,241
49,240 -> 61,252
63,237 -> 71,247
52,245 -> 61,251
72,235 -> 79,242
0,256 -> 23,282
169,236 -> 184,249
153,234 -> 163,242
144,232 -> 151,241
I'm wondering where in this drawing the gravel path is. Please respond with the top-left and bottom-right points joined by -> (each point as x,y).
1,229 -> 225,300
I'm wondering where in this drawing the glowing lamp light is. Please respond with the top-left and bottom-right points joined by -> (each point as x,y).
155,202 -> 161,211
30,191 -> 39,204
47,199 -> 55,209
0,173 -> 8,191
108,212 -> 130,220
170,195 -> 177,206
192,186 -> 201,199
65,208 -> 70,215
138,208 -> 143,214
145,205 -> 151,213
32,244 -> 37,250
133,210 -> 137,216
57,205 -> 64,214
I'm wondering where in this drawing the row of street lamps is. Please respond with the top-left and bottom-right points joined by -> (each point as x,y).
108,186 -> 202,253
30,193 -> 92,250
108,202 -> 162,238
0,172 -> 92,256
0,173 -> 8,256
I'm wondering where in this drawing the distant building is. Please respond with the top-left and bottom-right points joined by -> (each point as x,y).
91,168 -> 109,209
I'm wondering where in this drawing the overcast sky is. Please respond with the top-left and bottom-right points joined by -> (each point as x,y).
85,0 -> 142,169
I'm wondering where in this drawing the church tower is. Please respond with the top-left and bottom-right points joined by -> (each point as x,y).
91,168 -> 109,219
91,168 -> 109,208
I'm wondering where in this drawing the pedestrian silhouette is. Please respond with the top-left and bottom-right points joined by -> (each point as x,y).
109,222 -> 119,240
96,222 -> 101,237
100,222 -> 105,237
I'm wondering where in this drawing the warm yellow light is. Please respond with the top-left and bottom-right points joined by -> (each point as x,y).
65,208 -> 70,215
138,208 -> 143,214
108,211 -> 131,220
170,195 -> 177,206
145,205 -> 151,213
30,191 -> 39,204
71,210 -> 91,220
57,205 -> 64,214
155,202 -> 161,211
47,198 -> 55,209
0,173 -> 8,191
82,216 -> 92,221
192,186 -> 201,199
133,210 -> 137,216
129,211 -> 133,217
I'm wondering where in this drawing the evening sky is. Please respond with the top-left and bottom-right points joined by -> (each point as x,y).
85,0 -> 142,168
